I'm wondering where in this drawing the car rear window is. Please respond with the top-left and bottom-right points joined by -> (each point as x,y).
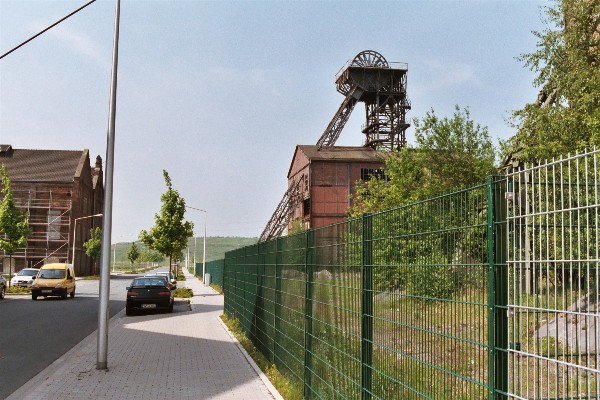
132,278 -> 165,287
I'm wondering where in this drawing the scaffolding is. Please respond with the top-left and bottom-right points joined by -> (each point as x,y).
2,188 -> 72,270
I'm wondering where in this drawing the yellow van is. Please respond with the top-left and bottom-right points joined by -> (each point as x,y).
31,263 -> 76,300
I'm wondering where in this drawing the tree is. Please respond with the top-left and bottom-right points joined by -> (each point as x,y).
83,227 -> 102,275
503,0 -> 600,164
0,165 -> 30,286
127,242 -> 140,270
350,106 -> 497,214
139,170 -> 194,277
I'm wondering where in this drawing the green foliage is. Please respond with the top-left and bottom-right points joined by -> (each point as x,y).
139,248 -> 164,263
0,165 -> 30,254
504,0 -> 600,163
127,242 -> 140,266
350,106 -> 496,215
139,170 -> 194,273
0,165 -> 30,283
83,227 -> 102,260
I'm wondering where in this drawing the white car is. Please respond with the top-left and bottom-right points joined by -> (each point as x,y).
11,268 -> 39,287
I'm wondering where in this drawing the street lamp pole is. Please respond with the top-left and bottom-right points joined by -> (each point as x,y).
71,213 -> 103,270
187,207 -> 207,284
97,0 -> 120,371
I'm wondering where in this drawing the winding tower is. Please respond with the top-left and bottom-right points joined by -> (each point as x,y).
260,51 -> 410,242
317,50 -> 411,150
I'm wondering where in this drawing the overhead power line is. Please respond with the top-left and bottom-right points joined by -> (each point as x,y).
0,0 -> 97,60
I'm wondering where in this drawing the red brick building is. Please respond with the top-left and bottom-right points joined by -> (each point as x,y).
0,145 -> 104,276
287,145 -> 386,230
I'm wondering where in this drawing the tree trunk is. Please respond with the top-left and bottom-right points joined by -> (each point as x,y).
8,254 -> 12,287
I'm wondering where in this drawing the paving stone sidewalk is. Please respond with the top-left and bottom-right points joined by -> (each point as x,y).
7,270 -> 281,400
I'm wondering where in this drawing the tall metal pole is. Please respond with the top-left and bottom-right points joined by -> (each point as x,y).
97,0 -> 120,371
202,213 -> 206,284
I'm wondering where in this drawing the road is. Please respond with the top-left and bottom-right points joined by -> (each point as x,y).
0,275 -> 133,399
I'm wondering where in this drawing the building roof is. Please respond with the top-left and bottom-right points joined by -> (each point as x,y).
296,145 -> 386,162
0,145 -> 88,183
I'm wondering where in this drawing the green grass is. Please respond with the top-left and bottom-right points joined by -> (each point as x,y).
173,287 -> 193,298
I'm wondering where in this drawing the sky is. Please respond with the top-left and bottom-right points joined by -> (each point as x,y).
0,0 -> 548,243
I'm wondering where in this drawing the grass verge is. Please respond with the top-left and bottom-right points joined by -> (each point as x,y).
221,313 -> 302,400
6,286 -> 31,294
173,287 -> 193,298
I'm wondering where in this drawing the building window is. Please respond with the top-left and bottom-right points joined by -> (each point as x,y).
361,168 -> 385,181
303,198 -> 311,217
47,210 -> 61,240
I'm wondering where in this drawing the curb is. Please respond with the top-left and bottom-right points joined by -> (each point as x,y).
216,316 -> 285,400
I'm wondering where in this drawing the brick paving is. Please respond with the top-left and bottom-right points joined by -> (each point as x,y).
7,270 -> 281,400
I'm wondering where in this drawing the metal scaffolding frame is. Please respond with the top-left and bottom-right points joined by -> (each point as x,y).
2,188 -> 72,269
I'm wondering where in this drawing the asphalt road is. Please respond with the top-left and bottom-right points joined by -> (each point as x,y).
0,276 -> 133,399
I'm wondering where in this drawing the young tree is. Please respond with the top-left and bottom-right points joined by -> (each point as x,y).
139,170 -> 194,277
127,242 -> 140,270
0,165 -> 30,286
503,0 -> 600,164
83,227 -> 102,275
350,106 -> 497,214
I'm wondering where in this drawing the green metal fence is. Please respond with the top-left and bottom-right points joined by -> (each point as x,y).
195,260 -> 224,287
223,149 -> 600,399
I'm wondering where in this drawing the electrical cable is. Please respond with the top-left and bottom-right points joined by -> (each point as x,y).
0,0 -> 96,60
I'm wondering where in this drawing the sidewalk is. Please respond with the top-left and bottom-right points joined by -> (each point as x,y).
7,270 -> 282,400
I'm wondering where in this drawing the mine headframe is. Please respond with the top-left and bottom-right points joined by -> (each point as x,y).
260,51 -> 410,242
317,50 -> 411,151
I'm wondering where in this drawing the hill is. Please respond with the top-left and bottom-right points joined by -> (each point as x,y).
111,236 -> 257,268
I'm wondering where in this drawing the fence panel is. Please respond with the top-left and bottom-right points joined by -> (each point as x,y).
204,259 -> 224,287
369,184 -> 492,399
506,150 -> 600,399
305,219 -> 363,399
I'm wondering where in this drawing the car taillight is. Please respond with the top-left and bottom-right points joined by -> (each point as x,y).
127,291 -> 139,297
158,291 -> 171,296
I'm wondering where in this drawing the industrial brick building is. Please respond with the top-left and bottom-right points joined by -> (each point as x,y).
0,145 -> 104,276
287,145 -> 386,230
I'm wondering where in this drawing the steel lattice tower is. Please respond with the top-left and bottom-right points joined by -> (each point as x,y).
316,50 -> 411,150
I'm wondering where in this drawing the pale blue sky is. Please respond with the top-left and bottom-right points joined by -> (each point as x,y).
1,0 -> 547,241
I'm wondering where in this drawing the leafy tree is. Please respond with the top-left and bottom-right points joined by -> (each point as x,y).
139,170 -> 194,277
348,107 -> 495,294
139,249 -> 164,263
350,106 -> 497,214
503,0 -> 600,164
0,165 -> 30,286
127,242 -> 140,270
83,227 -> 102,275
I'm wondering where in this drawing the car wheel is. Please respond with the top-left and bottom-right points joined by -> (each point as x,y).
70,289 -> 75,298
169,302 -> 174,313
32,294 -> 37,300
61,290 -> 67,300
0,286 -> 5,299
126,307 -> 133,316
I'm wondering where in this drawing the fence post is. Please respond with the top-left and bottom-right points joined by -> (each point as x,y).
304,230 -> 315,399
361,213 -> 373,400
274,237 -> 283,366
487,177 -> 509,399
